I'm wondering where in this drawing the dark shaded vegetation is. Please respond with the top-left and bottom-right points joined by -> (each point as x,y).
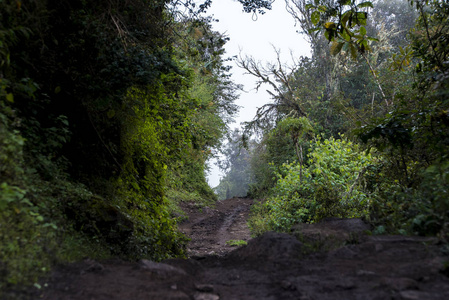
0,0 -> 238,293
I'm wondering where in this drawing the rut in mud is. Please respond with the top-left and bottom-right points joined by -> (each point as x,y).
19,197 -> 449,300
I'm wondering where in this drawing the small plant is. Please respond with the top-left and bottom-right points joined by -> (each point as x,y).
226,239 -> 248,247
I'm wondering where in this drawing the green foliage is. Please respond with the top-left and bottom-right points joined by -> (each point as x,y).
0,0 -> 237,292
245,0 -> 447,243
307,0 -> 377,58
249,136 -> 379,233
226,239 -> 248,246
370,161 -> 449,237
353,0 -> 449,236
0,106 -> 111,292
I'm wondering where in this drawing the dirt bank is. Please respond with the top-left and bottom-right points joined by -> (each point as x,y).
12,197 -> 449,299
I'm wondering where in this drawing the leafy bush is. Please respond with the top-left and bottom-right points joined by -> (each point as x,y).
249,136 -> 380,233
0,109 -> 110,292
369,160 -> 449,237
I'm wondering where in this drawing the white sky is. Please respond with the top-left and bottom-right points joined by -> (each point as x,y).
205,0 -> 311,187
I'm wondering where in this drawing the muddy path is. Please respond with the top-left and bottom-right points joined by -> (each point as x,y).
178,197 -> 253,257
20,197 -> 449,300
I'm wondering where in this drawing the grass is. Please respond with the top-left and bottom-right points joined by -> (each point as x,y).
226,239 -> 248,247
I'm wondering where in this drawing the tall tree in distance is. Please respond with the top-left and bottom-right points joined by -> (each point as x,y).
215,129 -> 254,200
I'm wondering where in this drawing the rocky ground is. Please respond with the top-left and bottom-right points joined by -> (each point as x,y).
15,197 -> 449,299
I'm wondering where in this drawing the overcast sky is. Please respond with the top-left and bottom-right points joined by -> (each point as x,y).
205,0 -> 311,187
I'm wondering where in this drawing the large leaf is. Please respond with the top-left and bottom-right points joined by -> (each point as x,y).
341,29 -> 352,41
311,11 -> 320,25
324,30 -> 331,41
349,43 -> 357,60
356,12 -> 367,25
357,1 -> 374,9
318,5 -> 327,12
324,22 -> 336,29
367,37 -> 379,42
359,26 -> 366,36
341,11 -> 352,27
331,41 -> 344,56
305,3 -> 315,10
6,93 -> 14,103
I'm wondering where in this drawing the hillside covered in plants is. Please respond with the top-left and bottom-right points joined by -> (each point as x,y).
0,0 -> 251,291
216,0 -> 449,239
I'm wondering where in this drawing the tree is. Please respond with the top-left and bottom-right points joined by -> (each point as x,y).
215,129 -> 254,200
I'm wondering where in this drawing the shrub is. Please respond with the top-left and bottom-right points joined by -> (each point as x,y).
249,135 -> 381,233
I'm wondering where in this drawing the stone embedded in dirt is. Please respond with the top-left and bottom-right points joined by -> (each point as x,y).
292,218 -> 371,251
381,277 -> 418,291
356,269 -> 377,276
151,291 -> 191,300
81,260 -> 105,274
229,231 -> 303,261
280,280 -> 296,291
399,290 -> 434,300
195,283 -> 214,292
138,259 -> 187,278
193,292 -> 220,300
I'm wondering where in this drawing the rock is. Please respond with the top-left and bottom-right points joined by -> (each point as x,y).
292,218 -> 370,252
375,243 -> 384,252
81,260 -> 105,274
229,232 -> 303,261
138,259 -> 187,278
399,290 -> 433,300
195,284 -> 214,292
281,280 -> 296,291
381,277 -> 418,291
356,270 -> 377,276
194,292 -> 220,300
331,245 -> 360,259
148,291 -> 190,300
336,278 -> 356,290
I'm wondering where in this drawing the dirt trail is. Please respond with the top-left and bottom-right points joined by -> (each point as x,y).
19,197 -> 449,300
178,197 -> 253,257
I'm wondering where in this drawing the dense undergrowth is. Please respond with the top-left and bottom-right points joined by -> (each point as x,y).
0,0 -> 236,294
